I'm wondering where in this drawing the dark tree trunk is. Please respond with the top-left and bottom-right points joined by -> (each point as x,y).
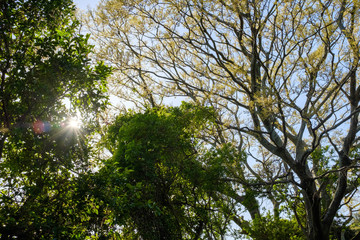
302,179 -> 330,240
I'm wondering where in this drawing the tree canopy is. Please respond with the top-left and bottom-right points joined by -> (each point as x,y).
0,0 -> 110,238
2,0 -> 360,239
86,0 -> 360,239
92,104 -> 239,239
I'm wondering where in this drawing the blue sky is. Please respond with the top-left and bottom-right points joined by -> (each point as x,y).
73,0 -> 99,10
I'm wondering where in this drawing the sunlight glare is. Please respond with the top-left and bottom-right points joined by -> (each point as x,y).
68,117 -> 81,129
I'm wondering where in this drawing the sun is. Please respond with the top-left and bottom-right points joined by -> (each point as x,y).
68,117 -> 82,129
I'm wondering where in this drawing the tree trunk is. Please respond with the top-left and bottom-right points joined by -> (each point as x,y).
303,179 -> 330,240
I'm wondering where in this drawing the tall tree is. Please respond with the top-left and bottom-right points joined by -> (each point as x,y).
87,0 -> 360,239
0,0 -> 110,238
92,104 -> 236,239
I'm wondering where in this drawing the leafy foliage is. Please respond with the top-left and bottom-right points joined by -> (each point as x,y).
242,213 -> 304,240
3,0 -> 360,239
0,0 -> 111,238
87,0 -> 360,239
91,104 -> 236,239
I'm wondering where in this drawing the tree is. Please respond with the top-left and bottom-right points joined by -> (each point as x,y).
91,104 -> 237,239
0,0 -> 111,238
87,0 -> 360,239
